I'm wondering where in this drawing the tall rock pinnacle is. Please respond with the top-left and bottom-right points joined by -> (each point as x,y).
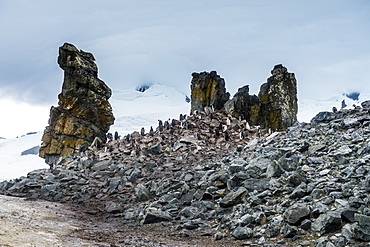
255,64 -> 298,130
39,43 -> 115,165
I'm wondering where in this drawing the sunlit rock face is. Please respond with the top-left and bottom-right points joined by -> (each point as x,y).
39,43 -> 114,165
253,64 -> 298,130
190,71 -> 230,114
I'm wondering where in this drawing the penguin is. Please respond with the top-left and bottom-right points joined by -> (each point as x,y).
179,114 -> 184,121
171,119 -> 177,127
140,127 -> 145,136
164,121 -> 170,130
149,126 -> 154,136
222,125 -> 227,132
158,120 -> 163,131
114,131 -> 120,140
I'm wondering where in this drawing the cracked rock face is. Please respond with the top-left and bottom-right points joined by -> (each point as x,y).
39,43 -> 114,165
190,71 -> 230,114
254,64 -> 298,130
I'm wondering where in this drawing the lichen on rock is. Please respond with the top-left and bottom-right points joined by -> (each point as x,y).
39,43 -> 114,165
224,85 -> 259,121
255,64 -> 298,130
190,71 -> 230,114
208,64 -> 298,130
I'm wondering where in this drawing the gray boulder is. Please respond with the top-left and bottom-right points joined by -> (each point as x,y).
312,213 -> 342,235
283,203 -> 310,225
219,187 -> 247,208
231,226 -> 254,240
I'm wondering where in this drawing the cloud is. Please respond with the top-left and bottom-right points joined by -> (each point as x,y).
0,0 -> 370,106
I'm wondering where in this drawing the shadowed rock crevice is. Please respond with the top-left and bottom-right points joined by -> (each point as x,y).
39,43 -> 114,165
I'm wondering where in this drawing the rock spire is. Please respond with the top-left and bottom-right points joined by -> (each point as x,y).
254,64 -> 298,130
39,43 -> 114,165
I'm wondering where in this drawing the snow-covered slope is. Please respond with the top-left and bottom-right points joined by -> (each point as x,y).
298,92 -> 370,123
0,84 -> 190,181
0,132 -> 47,181
110,84 -> 190,136
1,85 -> 369,182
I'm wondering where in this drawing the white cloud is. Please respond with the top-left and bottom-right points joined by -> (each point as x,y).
0,0 -> 369,105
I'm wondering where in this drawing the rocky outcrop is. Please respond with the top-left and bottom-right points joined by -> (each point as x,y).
224,85 -> 259,121
39,43 -> 114,165
190,71 -> 230,114
194,65 -> 298,130
254,64 -> 298,130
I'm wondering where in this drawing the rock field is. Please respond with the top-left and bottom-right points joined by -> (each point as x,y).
2,103 -> 370,246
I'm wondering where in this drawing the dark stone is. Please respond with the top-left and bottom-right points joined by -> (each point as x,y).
282,223 -> 297,238
353,214 -> 370,241
142,207 -> 172,224
219,187 -> 247,208
224,85 -> 259,121
283,203 -> 310,225
231,226 -> 253,240
341,209 -> 358,223
311,111 -> 336,124
361,100 -> 370,108
312,213 -> 342,234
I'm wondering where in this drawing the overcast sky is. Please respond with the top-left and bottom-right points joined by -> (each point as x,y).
0,0 -> 370,137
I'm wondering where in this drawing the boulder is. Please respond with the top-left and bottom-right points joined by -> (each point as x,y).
312,213 -> 342,235
142,207 -> 172,224
190,71 -> 230,114
283,203 -> 310,225
39,43 -> 114,165
219,187 -> 247,208
353,214 -> 370,241
231,226 -> 254,240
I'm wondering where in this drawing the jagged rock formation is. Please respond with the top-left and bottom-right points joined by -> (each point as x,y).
190,71 -> 230,114
39,43 -> 114,165
3,103 -> 370,245
224,85 -> 259,121
193,65 -> 298,131
254,64 -> 298,130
